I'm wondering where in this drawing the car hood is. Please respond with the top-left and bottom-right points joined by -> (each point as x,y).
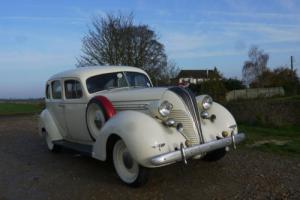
93,87 -> 168,102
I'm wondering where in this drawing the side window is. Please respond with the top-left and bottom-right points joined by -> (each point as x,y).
45,84 -> 51,99
51,80 -> 62,99
64,80 -> 83,99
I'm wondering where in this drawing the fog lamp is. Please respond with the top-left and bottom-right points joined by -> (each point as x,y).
163,118 -> 176,127
222,131 -> 229,137
200,111 -> 209,119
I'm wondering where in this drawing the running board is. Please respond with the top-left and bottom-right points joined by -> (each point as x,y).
53,140 -> 93,156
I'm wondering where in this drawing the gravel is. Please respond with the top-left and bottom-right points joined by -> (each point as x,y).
0,115 -> 299,200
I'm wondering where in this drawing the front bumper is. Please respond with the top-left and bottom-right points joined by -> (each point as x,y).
150,133 -> 245,166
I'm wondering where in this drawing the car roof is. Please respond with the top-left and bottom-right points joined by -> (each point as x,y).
49,66 -> 148,81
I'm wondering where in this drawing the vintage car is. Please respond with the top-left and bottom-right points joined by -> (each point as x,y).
39,66 -> 245,187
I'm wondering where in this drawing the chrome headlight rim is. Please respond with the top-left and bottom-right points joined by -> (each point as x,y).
202,95 -> 213,110
158,100 -> 173,117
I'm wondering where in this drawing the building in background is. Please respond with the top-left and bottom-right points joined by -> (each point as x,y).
172,68 -> 220,85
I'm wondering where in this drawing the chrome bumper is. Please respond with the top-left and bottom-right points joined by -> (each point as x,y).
151,133 -> 246,166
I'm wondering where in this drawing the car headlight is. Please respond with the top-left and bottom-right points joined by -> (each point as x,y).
158,101 -> 173,117
202,95 -> 213,110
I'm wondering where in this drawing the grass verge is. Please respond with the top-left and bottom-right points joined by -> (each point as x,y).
0,103 -> 43,116
239,124 -> 300,155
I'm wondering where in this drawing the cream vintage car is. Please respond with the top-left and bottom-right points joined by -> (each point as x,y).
39,66 -> 245,187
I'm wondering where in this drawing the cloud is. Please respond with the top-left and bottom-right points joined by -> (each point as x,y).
14,35 -> 29,44
0,51 -> 79,98
159,17 -> 300,60
161,30 -> 243,59
0,15 -> 85,21
267,47 -> 300,53
224,0 -> 252,12
203,10 -> 300,20
156,9 -> 172,17
278,0 -> 297,10
235,40 -> 247,51
170,49 -> 243,59
163,32 -> 207,51
0,51 -> 77,69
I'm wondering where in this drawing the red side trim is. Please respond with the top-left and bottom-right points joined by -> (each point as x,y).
94,96 -> 116,118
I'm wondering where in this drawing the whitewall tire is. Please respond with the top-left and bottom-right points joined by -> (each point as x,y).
112,140 -> 148,187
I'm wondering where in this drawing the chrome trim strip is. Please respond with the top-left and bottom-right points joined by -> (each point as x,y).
150,133 -> 246,166
111,99 -> 158,103
113,104 -> 148,110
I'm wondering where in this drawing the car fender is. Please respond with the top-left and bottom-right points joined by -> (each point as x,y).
39,109 -> 63,141
92,110 -> 184,167
198,101 -> 238,142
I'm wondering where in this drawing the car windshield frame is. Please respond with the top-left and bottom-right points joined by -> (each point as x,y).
86,71 -> 152,94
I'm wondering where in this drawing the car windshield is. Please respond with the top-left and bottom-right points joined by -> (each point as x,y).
125,72 -> 152,88
86,71 -> 152,93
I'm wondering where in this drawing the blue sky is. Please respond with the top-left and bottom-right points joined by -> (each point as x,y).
0,0 -> 299,98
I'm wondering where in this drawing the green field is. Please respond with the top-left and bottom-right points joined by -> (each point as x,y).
239,124 -> 300,155
0,103 -> 44,115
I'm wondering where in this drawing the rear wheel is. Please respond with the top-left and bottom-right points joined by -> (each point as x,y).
112,140 -> 148,187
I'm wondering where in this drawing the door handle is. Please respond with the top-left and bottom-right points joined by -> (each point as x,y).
58,104 -> 65,108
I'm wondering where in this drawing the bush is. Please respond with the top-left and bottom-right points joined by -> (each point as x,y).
223,78 -> 246,91
253,67 -> 300,96
189,80 -> 227,102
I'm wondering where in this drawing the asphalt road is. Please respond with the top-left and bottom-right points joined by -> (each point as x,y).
0,115 -> 299,200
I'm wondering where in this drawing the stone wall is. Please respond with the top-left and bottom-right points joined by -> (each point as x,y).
226,87 -> 284,101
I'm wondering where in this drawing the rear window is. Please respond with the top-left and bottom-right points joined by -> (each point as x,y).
64,80 -> 83,99
51,80 -> 62,99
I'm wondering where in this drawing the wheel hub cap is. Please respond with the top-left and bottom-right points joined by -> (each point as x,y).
122,151 -> 133,169
94,112 -> 102,129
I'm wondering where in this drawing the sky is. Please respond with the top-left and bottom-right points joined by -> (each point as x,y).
0,0 -> 299,98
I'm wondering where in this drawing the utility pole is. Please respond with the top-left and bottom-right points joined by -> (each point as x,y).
291,56 -> 294,71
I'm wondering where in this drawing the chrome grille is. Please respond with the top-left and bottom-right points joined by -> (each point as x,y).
168,87 -> 204,144
169,109 -> 200,145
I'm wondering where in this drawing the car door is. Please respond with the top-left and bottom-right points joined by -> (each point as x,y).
49,80 -> 69,138
63,78 -> 93,143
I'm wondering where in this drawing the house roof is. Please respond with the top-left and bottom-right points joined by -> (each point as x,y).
176,69 -> 216,79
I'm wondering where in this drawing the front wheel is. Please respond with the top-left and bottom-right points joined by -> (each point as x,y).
112,140 -> 149,187
202,148 -> 226,161
44,131 -> 61,153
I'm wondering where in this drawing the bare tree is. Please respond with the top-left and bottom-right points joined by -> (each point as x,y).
242,46 -> 269,86
156,60 -> 180,86
77,12 -> 178,84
